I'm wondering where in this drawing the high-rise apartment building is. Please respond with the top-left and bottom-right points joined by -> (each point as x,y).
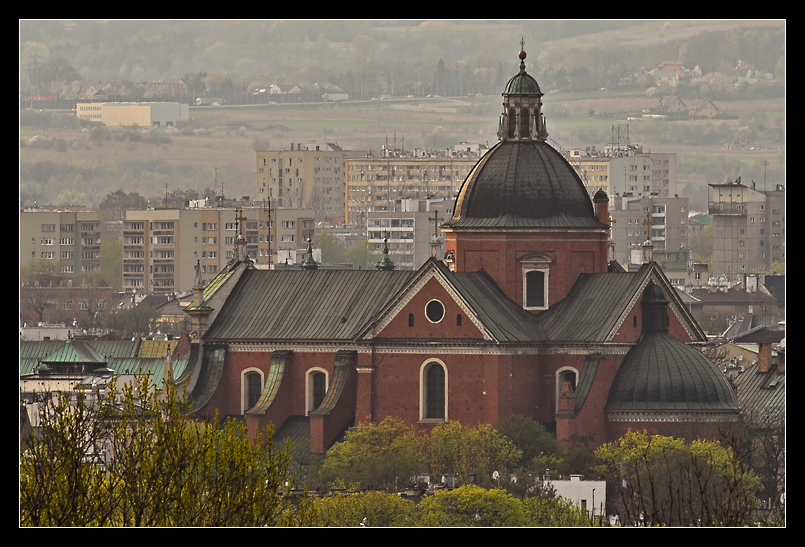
709,179 -> 785,282
123,206 -> 313,294
20,207 -> 104,283
609,194 -> 689,265
366,199 -> 449,270
345,149 -> 483,227
255,143 -> 361,220
569,144 -> 677,198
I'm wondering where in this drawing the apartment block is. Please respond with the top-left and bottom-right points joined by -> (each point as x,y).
366,200 -> 448,270
123,206 -> 313,294
609,194 -> 690,265
20,208 -> 104,284
345,149 -> 482,227
570,144 -> 677,198
709,179 -> 785,282
255,143 -> 361,220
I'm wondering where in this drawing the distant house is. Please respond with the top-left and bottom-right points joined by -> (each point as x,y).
269,84 -> 301,95
656,95 -> 687,115
688,100 -> 718,118
61,81 -> 103,101
144,78 -> 188,99
650,61 -> 700,87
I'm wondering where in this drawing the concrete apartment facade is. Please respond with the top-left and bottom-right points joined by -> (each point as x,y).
255,143 -> 361,220
709,179 -> 785,282
345,151 -> 481,227
366,200 -> 448,270
123,206 -> 313,294
570,144 -> 677,199
609,194 -> 689,265
76,102 -> 189,127
20,208 -> 104,283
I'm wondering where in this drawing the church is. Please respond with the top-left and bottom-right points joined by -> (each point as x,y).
179,47 -> 739,453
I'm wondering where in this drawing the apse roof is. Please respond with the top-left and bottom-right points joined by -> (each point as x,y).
606,330 -> 739,412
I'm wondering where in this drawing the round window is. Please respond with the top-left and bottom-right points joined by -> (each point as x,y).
425,299 -> 445,323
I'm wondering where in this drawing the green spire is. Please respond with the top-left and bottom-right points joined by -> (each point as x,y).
375,238 -> 396,271
300,238 -> 319,270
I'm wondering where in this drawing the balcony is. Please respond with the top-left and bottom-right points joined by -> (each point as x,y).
709,202 -> 746,216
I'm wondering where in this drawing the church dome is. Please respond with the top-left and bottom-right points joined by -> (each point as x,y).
444,140 -> 605,229
606,283 -> 738,412
443,43 -> 605,231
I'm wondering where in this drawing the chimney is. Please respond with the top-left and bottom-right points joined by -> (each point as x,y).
757,342 -> 772,373
777,349 -> 785,373
290,143 -> 294,150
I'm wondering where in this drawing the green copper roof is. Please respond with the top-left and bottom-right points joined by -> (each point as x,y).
504,70 -> 541,95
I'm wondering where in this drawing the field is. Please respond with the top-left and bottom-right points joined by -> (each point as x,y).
20,92 -> 784,210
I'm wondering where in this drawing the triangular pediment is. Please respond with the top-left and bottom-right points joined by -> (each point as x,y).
358,259 -> 495,342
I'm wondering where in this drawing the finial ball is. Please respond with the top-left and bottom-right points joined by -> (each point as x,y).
519,50 -> 526,60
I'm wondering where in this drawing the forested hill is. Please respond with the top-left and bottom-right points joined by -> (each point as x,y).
21,20 -> 784,97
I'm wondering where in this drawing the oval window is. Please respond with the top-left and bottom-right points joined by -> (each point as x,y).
425,300 -> 445,323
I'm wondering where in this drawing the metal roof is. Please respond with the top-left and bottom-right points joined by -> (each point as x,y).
444,141 -> 605,230
536,270 -> 645,342
606,331 -> 739,412
137,339 -> 178,359
203,269 -> 415,342
733,362 -> 785,426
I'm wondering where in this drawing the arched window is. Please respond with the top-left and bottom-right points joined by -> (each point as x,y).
456,314 -> 462,327
408,313 -> 415,327
306,368 -> 329,414
420,360 -> 447,421
520,108 -> 530,138
241,368 -> 264,414
555,367 -> 579,413
508,109 -> 517,138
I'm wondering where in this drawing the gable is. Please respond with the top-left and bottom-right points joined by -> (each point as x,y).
536,263 -> 705,343
364,259 -> 544,343
374,275 -> 487,340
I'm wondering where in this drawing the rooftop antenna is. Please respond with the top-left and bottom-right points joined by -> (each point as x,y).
165,181 -> 169,208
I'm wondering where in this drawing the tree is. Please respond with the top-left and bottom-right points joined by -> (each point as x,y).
21,377 -> 309,527
317,417 -> 422,492
522,489 -> 602,527
594,431 -> 761,526
101,304 -> 161,339
417,485 -> 526,527
495,415 -> 562,476
311,491 -> 418,527
99,190 -> 148,220
424,421 -> 522,487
